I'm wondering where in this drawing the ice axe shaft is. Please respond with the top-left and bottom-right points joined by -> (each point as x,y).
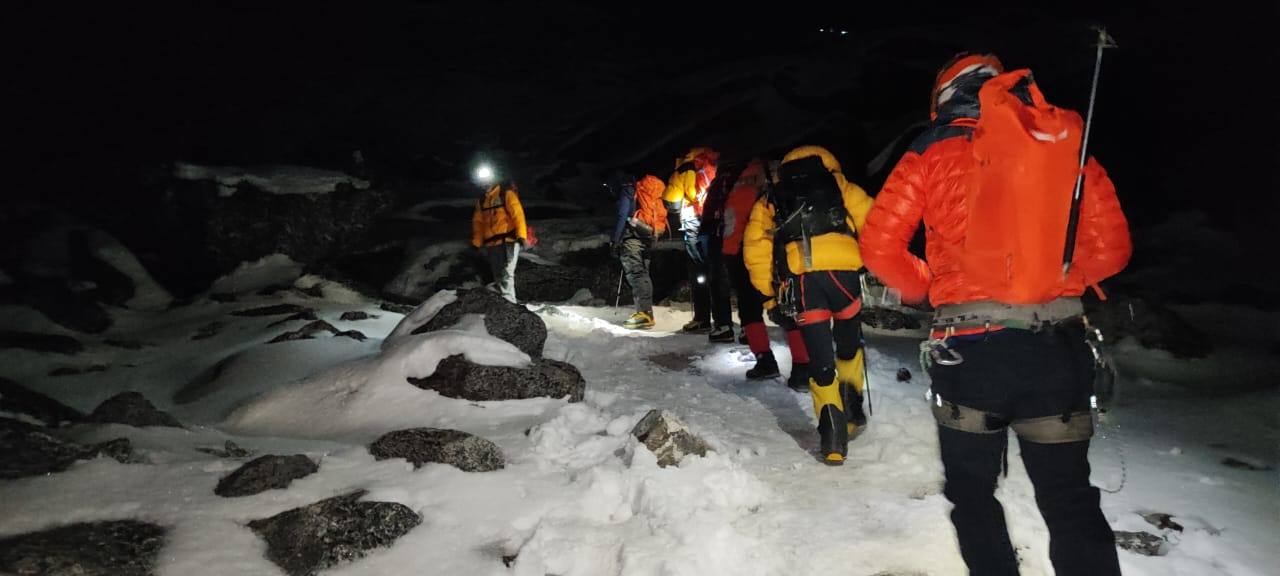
1062,25 -> 1118,277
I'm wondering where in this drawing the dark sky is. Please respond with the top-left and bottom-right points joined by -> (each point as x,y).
5,1 -> 1274,236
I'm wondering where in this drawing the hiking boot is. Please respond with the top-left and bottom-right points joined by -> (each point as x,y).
623,311 -> 654,329
813,378 -> 849,465
681,319 -> 712,333
746,351 -> 780,380
708,324 -> 735,342
787,362 -> 810,391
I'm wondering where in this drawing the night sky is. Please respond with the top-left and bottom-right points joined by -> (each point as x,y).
5,1 -> 1274,241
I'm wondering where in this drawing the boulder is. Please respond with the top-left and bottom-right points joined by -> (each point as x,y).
369,427 -> 504,472
631,409 -> 710,468
0,417 -> 132,479
0,376 -> 84,427
215,454 -> 319,497
0,520 -> 165,576
414,288 -> 546,357
88,391 -> 183,428
248,490 -> 421,576
408,354 -> 585,402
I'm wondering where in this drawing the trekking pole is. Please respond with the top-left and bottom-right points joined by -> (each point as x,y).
614,268 -> 624,308
1063,25 -> 1118,277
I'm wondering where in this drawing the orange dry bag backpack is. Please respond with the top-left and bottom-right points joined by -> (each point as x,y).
962,69 -> 1084,304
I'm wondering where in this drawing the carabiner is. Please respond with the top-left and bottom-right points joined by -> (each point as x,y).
928,340 -> 964,366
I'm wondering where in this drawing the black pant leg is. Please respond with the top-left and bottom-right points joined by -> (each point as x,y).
939,426 -> 1020,576
1019,438 -> 1121,576
707,246 -> 733,327
727,254 -> 764,326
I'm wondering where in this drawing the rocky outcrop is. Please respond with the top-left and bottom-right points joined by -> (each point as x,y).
861,307 -> 923,330
0,376 -> 84,427
248,490 -> 421,576
369,428 -> 505,472
0,520 -> 165,576
215,454 -> 319,497
1083,294 -> 1211,359
631,409 -> 711,468
0,417 -> 133,479
88,391 -> 183,428
408,354 -> 585,402
414,288 -> 546,357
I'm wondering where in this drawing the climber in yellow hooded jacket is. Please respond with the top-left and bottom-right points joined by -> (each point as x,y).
742,145 -> 874,465
660,147 -> 724,333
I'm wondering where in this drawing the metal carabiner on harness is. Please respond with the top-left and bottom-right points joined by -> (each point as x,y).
919,328 -> 964,371
930,340 -> 964,366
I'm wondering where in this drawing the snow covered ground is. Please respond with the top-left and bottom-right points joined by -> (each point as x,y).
0,254 -> 1275,576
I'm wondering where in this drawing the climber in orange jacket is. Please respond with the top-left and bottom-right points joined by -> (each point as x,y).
471,179 -> 527,303
858,52 -> 1130,576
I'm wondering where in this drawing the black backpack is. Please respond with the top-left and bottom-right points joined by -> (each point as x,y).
770,155 -> 853,243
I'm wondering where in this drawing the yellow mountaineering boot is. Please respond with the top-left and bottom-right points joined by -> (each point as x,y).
809,374 -> 848,465
623,311 -> 655,329
836,351 -> 867,435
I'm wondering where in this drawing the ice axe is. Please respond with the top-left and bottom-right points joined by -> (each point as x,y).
1062,25 -> 1118,277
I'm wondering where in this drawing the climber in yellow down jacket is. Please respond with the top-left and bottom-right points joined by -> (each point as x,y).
742,145 -> 874,465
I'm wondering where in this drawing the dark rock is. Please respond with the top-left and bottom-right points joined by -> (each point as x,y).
896,367 -> 912,382
231,303 -> 312,317
0,417 -> 93,478
380,301 -> 416,315
88,391 -> 183,428
267,310 -> 319,327
339,310 -> 372,321
631,409 -> 710,468
0,330 -> 84,354
268,319 -> 343,343
1114,530 -> 1167,556
0,376 -> 84,427
1221,456 -> 1273,471
93,437 -> 135,463
162,177 -> 395,281
215,454 -> 319,497
1140,512 -> 1184,532
415,288 -> 546,357
861,306 -> 923,330
0,519 -> 165,576
408,354 -> 585,402
336,329 -> 367,341
1083,294 -> 1211,359
248,490 -> 421,576
513,258 -> 597,303
196,440 -> 252,458
0,418 -> 130,479
369,427 -> 505,472
49,364 -> 110,377
104,338 -> 148,350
